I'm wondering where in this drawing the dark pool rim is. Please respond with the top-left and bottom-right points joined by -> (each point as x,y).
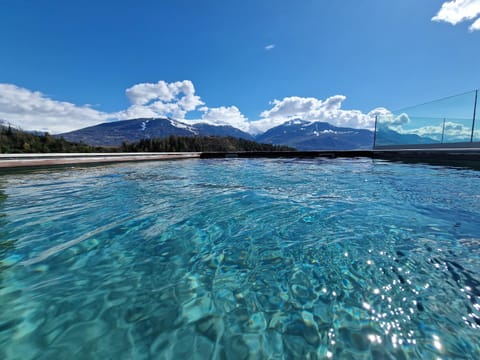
1,149 -> 480,171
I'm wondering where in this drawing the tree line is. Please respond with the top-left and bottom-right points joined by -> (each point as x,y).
1,126 -> 296,153
120,135 -> 295,152
0,125 -> 108,153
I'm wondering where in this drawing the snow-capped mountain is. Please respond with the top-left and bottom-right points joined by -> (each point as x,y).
58,118 -> 254,146
57,117 -> 375,149
255,119 -> 373,150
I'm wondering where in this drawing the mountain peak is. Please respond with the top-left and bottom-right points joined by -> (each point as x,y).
284,118 -> 310,126
58,118 -> 253,146
57,117 -> 373,150
256,119 -> 373,150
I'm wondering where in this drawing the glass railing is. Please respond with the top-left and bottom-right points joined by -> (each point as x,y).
374,90 -> 479,148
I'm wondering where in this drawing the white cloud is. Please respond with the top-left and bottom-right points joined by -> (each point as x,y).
197,105 -> 250,131
404,121 -> 471,141
432,0 -> 480,31
0,81 -> 206,134
0,81 -> 384,135
377,112 -> 410,129
470,16 -> 480,30
265,44 -> 276,51
194,95 -> 385,135
118,80 -> 204,120
367,107 -> 392,119
0,84 -> 110,134
253,95 -> 383,132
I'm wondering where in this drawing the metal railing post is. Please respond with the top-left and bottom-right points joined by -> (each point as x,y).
441,118 -> 446,143
471,89 -> 478,143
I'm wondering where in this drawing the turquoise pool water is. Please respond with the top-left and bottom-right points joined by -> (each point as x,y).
0,158 -> 479,359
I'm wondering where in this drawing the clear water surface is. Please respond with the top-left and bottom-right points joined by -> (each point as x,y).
0,158 -> 479,359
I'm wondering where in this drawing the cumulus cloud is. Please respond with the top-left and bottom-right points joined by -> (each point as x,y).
118,80 -> 204,120
0,80 -> 385,135
432,0 -> 480,31
0,80 -> 206,133
197,106 -> 250,131
0,84 -> 110,133
470,16 -> 480,30
251,95 -> 383,133
367,107 -> 393,123
265,44 -> 276,51
404,121 -> 471,141
377,112 -> 411,129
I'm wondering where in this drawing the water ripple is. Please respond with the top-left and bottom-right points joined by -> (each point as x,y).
0,159 -> 479,359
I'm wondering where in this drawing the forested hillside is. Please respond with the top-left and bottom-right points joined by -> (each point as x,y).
120,135 -> 295,152
1,125 -> 295,153
0,125 -> 108,153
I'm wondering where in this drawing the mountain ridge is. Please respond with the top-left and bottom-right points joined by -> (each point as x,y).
256,119 -> 374,150
57,117 -> 375,150
58,118 -> 254,146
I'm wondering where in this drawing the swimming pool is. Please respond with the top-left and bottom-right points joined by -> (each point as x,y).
0,158 -> 479,359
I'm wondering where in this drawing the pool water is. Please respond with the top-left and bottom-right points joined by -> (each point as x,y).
0,158 -> 479,359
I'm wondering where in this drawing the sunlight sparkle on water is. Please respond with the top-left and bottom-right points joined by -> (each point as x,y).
0,158 -> 479,359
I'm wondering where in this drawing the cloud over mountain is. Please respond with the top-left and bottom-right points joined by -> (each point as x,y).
252,95 -> 386,133
119,80 -> 204,120
0,81 -> 386,135
198,106 -> 249,131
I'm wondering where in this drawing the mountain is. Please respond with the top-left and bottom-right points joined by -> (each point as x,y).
57,117 -> 375,150
255,119 -> 374,150
374,128 -> 439,147
1,123 -> 106,153
193,123 -> 254,141
58,118 -> 254,146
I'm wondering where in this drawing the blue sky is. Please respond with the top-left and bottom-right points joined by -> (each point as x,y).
0,0 -> 479,134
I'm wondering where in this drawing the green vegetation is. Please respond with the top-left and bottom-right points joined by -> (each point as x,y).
121,135 -> 296,152
0,125 -> 109,153
0,125 -> 295,153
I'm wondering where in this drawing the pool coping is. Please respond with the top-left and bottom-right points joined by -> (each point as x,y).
0,152 -> 201,168
201,148 -> 480,159
1,148 -> 479,169
200,149 -> 480,169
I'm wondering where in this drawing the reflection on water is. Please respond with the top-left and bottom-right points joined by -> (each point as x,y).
0,186 -> 15,281
0,159 -> 479,359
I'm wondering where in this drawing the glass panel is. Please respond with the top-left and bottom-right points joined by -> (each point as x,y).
473,91 -> 480,143
375,90 -> 477,148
